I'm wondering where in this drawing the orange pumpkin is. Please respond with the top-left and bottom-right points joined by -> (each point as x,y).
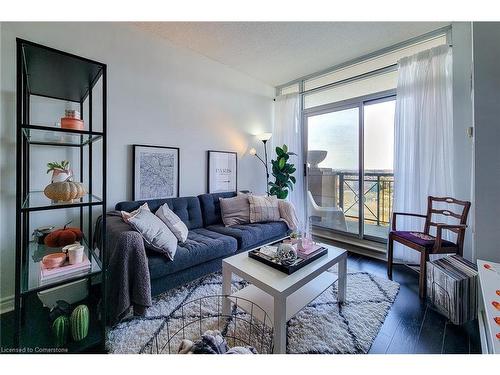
44,223 -> 83,248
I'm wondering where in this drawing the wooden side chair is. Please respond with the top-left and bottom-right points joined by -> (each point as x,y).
387,196 -> 471,299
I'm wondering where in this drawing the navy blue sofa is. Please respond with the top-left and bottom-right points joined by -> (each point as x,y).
115,192 -> 289,296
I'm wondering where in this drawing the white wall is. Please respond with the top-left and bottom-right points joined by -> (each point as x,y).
0,22 -> 274,309
451,22 -> 474,260
472,22 -> 500,263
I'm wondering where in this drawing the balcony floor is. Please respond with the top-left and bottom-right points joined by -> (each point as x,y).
313,217 -> 390,240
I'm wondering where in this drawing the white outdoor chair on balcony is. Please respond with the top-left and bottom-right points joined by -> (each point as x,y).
307,191 -> 348,231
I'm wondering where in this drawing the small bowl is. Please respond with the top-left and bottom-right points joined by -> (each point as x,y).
42,253 -> 67,269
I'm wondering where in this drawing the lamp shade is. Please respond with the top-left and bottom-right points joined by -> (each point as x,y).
257,132 -> 272,142
248,147 -> 257,155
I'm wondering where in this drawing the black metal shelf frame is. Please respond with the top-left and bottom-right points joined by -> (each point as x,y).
15,38 -> 107,353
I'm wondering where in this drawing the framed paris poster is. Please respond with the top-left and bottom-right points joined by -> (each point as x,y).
133,144 -> 180,200
207,150 -> 237,193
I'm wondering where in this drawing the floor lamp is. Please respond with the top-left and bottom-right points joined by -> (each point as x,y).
249,132 -> 272,194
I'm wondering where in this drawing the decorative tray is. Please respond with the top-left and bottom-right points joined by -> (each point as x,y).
248,245 -> 327,275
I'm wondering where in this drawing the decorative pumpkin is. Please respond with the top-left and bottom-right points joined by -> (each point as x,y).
44,181 -> 86,202
44,222 -> 83,248
52,315 -> 69,347
70,304 -> 89,342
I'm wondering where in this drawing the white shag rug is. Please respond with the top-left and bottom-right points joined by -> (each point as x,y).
107,270 -> 399,354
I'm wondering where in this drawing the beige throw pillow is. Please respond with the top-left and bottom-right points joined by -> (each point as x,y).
121,202 -> 150,222
155,203 -> 189,243
278,199 -> 299,231
248,195 -> 280,223
219,195 -> 250,226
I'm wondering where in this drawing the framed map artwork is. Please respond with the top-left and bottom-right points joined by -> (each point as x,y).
133,145 -> 180,200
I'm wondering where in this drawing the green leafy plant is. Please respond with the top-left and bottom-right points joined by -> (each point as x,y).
268,144 -> 296,199
46,160 -> 70,174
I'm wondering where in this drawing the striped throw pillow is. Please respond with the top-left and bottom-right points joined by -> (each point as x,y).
248,195 -> 280,223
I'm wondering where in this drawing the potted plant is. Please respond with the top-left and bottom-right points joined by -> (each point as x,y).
268,144 -> 296,199
47,160 -> 72,183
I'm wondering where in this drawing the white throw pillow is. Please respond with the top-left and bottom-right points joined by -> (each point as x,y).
248,195 -> 281,223
278,199 -> 299,231
121,202 -> 150,222
155,203 -> 189,243
128,206 -> 177,260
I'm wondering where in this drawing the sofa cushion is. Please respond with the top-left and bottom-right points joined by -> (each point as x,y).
207,221 -> 289,250
198,192 -> 237,226
147,228 -> 237,279
219,195 -> 250,226
128,206 -> 178,260
155,203 -> 189,243
115,196 -> 203,230
121,202 -> 150,222
248,195 -> 281,223
278,199 -> 299,231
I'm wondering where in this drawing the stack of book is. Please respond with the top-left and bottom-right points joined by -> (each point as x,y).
297,243 -> 325,259
427,255 -> 478,325
40,253 -> 91,285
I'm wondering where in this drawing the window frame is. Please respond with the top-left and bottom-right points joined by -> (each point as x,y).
303,89 -> 396,243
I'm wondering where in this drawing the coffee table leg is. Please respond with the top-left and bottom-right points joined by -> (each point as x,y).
338,254 -> 347,304
273,295 -> 286,354
222,265 -> 232,315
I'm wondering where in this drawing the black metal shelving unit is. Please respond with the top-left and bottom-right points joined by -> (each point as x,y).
15,38 -> 107,353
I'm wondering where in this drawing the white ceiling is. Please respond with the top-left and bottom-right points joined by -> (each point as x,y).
134,22 -> 449,87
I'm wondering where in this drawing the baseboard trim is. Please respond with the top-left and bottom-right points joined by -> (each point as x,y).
0,295 -> 14,314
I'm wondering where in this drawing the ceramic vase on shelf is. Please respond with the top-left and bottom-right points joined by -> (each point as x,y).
61,109 -> 84,130
47,160 -> 73,183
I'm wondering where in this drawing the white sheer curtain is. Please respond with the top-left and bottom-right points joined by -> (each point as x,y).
393,45 -> 454,263
273,93 -> 305,226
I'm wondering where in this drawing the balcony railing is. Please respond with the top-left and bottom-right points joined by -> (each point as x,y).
308,168 -> 394,238
338,171 -> 394,226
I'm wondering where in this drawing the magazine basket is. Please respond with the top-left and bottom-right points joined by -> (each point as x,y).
145,295 -> 274,354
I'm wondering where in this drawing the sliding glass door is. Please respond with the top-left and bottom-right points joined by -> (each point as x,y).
305,93 -> 395,242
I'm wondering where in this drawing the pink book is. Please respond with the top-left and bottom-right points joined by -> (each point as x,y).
41,253 -> 91,280
296,243 -> 323,256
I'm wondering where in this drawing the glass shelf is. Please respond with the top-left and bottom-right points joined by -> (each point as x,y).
21,191 -> 103,212
22,240 -> 102,295
22,125 -> 103,147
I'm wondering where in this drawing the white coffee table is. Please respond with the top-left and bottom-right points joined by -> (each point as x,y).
222,242 -> 347,354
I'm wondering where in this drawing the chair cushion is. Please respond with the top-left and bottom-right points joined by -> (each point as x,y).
207,221 -> 289,250
115,196 -> 203,230
391,231 -> 456,249
147,228 -> 237,279
198,192 -> 237,226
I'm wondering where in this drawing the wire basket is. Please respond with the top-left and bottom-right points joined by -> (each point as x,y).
144,295 -> 274,354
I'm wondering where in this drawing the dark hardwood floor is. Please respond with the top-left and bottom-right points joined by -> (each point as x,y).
0,252 -> 481,354
345,252 -> 481,354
